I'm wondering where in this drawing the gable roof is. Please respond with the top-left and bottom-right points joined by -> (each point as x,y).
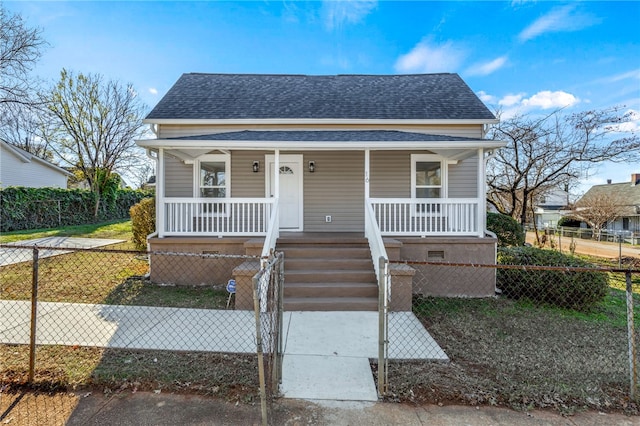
0,139 -> 73,177
580,180 -> 640,216
145,73 -> 497,122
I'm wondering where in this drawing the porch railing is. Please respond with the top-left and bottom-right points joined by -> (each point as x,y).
161,197 -> 276,237
364,199 -> 389,284
369,198 -> 480,236
260,199 -> 280,266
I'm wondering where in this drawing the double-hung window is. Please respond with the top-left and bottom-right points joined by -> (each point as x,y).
196,154 -> 230,214
411,154 -> 446,214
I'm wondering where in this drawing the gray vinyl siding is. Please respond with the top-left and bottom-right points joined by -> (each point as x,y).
303,151 -> 365,232
370,151 -> 478,198
370,151 -> 411,198
164,154 -> 193,197
230,150 -> 270,197
448,155 -> 478,198
157,124 -> 485,139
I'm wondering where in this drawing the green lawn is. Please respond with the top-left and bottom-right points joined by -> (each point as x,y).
0,220 -> 134,245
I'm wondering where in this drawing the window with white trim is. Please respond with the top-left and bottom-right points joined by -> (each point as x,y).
195,154 -> 230,213
411,154 -> 446,213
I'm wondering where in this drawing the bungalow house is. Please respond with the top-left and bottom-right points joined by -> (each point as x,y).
136,73 -> 505,311
0,139 -> 72,189
577,174 -> 640,239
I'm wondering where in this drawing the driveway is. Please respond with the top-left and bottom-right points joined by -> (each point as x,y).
526,232 -> 640,260
0,237 -> 124,266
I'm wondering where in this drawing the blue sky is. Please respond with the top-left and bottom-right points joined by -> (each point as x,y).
5,0 -> 640,191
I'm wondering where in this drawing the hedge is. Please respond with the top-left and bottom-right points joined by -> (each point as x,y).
130,198 -> 155,250
497,247 -> 609,311
0,187 -> 153,232
487,212 -> 525,247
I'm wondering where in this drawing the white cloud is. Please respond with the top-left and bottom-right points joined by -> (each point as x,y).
465,56 -> 508,76
322,0 -> 377,31
148,88 -> 158,95
394,39 -> 465,74
522,91 -> 579,109
499,93 -> 525,107
477,91 -> 496,104
518,4 -> 601,42
496,91 -> 580,119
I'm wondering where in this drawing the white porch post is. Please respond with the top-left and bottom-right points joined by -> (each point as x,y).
477,148 -> 485,237
274,149 -> 280,199
157,148 -> 165,238
364,149 -> 370,199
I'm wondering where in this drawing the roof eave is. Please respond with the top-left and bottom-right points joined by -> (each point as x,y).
136,138 -> 507,151
143,118 -> 499,126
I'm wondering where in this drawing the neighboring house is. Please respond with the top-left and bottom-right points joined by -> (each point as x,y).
0,139 -> 72,189
578,174 -> 640,234
533,188 -> 571,228
136,73 -> 506,310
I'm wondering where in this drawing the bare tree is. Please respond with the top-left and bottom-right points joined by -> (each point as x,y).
0,3 -> 47,105
572,190 -> 626,240
41,69 -> 148,216
0,102 -> 52,160
487,107 -> 640,226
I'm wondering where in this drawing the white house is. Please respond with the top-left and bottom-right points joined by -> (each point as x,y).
0,140 -> 72,189
136,73 -> 506,310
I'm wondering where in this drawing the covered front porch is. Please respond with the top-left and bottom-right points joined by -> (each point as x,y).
140,131 -> 502,308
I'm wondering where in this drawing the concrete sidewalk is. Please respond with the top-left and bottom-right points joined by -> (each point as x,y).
1,300 -> 446,402
0,237 -> 124,266
50,391 -> 638,425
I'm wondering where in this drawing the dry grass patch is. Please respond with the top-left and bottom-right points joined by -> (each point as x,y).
379,295 -> 639,414
1,344 -> 258,402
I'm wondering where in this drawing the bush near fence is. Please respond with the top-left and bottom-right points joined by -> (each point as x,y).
497,246 -> 609,311
0,187 -> 152,231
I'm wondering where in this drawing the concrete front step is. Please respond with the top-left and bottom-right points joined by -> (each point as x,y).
284,282 -> 379,298
284,296 -> 378,311
278,247 -> 371,259
285,270 -> 376,283
285,258 -> 373,270
276,236 -> 378,311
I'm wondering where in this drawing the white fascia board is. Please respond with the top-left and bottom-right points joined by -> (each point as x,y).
1,140 -> 31,163
142,118 -> 499,125
136,138 -> 507,151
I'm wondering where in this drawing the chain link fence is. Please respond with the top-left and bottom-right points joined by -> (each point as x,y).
0,243 -> 274,422
381,257 -> 640,413
253,252 -> 284,424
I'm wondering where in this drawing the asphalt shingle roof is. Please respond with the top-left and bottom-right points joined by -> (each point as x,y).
167,130 -> 482,142
146,73 -> 496,121
580,181 -> 640,215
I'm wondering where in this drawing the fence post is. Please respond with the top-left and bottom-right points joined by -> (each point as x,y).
277,253 -> 285,390
377,256 -> 387,397
626,271 -> 637,400
29,246 -> 39,383
252,273 -> 268,426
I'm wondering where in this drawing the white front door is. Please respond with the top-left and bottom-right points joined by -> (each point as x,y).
266,155 -> 303,231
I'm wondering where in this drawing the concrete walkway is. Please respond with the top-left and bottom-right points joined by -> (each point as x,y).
281,311 -> 447,402
0,237 -> 124,266
0,300 -> 446,402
